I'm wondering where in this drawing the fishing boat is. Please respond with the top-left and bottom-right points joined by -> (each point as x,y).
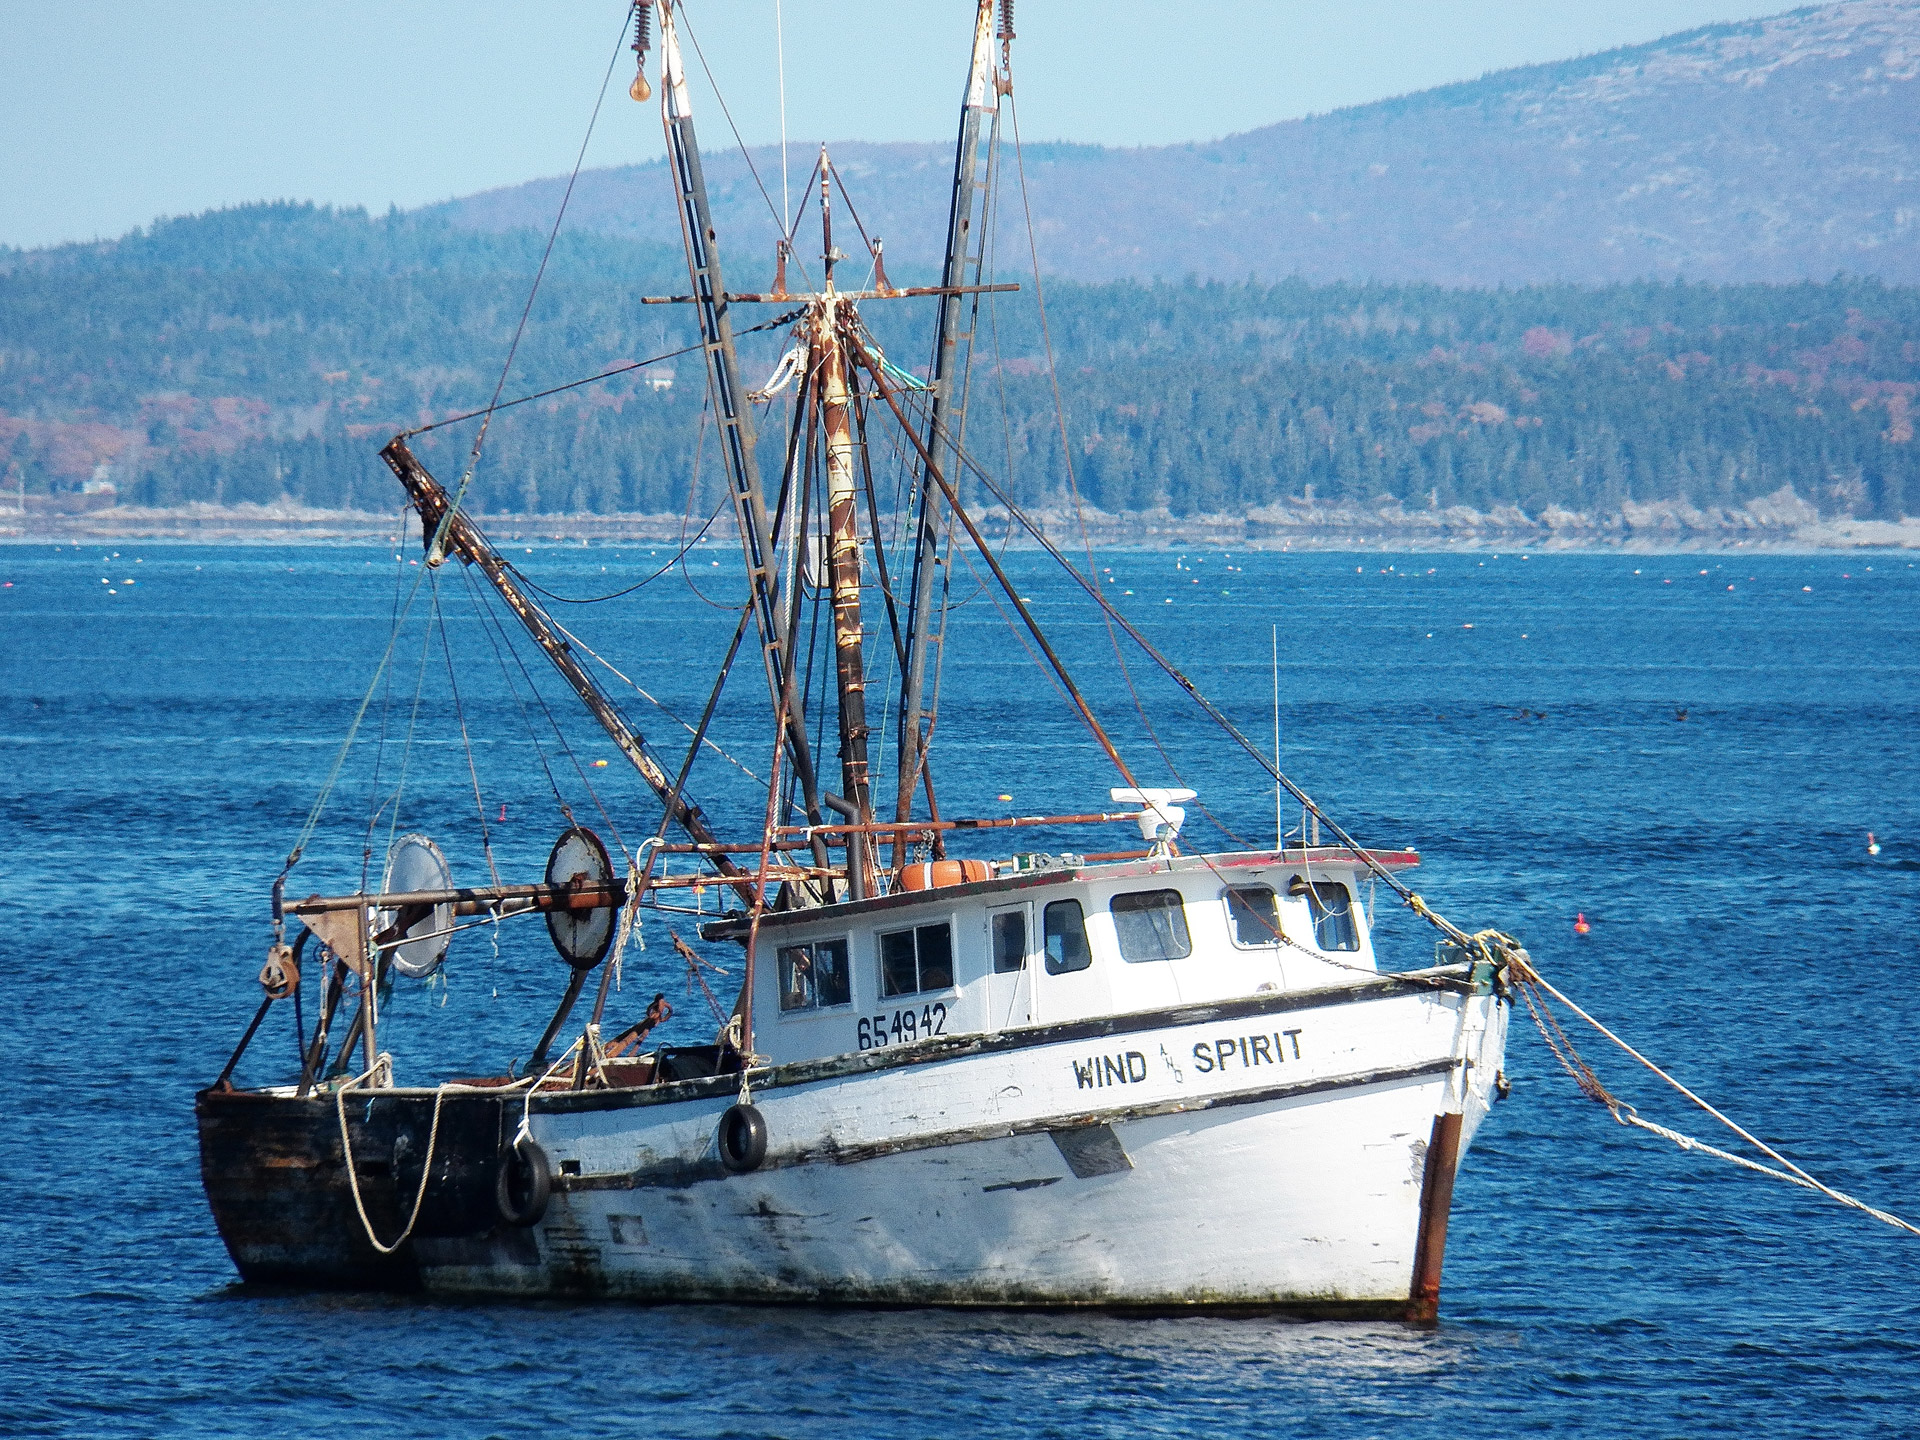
196,0 -> 1519,1320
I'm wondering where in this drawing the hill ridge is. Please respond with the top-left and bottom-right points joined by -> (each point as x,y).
428,0 -> 1920,287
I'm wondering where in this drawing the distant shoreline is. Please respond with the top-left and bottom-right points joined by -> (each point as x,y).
3,496 -> 1916,553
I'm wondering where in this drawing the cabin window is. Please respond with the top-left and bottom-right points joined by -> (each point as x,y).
1110,889 -> 1192,963
1304,882 -> 1360,952
991,910 -> 1027,973
1225,885 -> 1283,947
777,938 -> 851,1012
879,922 -> 954,998
1043,900 -> 1090,975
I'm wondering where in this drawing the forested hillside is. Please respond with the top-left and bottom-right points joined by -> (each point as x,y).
2,203 -> 1915,522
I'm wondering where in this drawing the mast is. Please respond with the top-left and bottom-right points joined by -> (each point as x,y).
654,0 -> 829,848
814,170 -> 874,822
894,0 -> 1005,830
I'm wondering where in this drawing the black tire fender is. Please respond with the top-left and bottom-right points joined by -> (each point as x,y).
717,1103 -> 768,1174
494,1135 -> 552,1228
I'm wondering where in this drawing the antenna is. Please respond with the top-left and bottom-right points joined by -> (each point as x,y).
1272,623 -> 1282,851
775,0 -> 789,231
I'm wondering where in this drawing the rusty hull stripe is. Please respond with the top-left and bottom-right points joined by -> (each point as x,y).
1407,1110 -> 1465,1324
561,1055 -> 1463,1192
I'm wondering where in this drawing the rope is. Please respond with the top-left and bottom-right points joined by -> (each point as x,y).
1512,958 -> 1920,1237
334,1060 -> 446,1256
333,1037 -> 591,1256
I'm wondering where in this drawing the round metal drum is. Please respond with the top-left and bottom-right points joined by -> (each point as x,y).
379,833 -> 454,979
545,826 -> 616,969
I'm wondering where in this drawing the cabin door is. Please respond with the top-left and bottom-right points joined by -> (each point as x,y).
984,901 -> 1034,1031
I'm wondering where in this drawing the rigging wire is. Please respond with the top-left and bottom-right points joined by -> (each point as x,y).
854,344 -> 1141,794
675,4 -> 810,289
825,160 -> 883,274
380,587 -> 439,870
284,14 -> 641,868
1003,92 -> 1240,848
904,397 -> 1444,930
486,587 -> 636,861
434,584 -> 504,887
427,10 -> 632,559
457,563 -> 575,823
543,608 -> 761,781
674,404 -> 743,612
509,497 -> 728,605
287,555 -> 439,872
401,310 -> 800,441
775,0 -> 790,232
402,345 -> 701,439
358,507 -> 412,890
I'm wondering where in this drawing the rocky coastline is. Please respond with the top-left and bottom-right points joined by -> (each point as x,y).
4,487 -> 1916,552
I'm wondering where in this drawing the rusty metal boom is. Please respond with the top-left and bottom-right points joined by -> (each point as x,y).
379,437 -> 757,907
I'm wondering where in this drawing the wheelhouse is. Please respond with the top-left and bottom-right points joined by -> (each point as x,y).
726,846 -> 1420,1065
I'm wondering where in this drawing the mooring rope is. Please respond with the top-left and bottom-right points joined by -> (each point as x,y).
1512,958 -> 1920,1236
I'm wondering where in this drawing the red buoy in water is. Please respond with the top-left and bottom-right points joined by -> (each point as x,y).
1573,912 -> 1591,935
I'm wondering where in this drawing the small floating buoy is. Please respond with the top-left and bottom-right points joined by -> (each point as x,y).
593,758 -> 609,768
498,802 -> 508,823
1868,832 -> 1881,857
1573,912 -> 1591,935
997,794 -> 1012,802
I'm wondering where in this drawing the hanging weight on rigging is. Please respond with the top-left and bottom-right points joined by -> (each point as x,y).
628,0 -> 652,102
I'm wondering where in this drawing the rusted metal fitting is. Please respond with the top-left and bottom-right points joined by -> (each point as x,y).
259,944 -> 300,1000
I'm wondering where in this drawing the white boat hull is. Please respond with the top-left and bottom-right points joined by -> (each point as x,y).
415,967 -> 1509,1314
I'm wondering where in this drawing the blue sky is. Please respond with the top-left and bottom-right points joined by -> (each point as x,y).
2,0 -> 1793,251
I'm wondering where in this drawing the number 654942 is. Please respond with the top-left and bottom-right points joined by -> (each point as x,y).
858,1003 -> 947,1049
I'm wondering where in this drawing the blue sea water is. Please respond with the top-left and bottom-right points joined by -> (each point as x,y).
1,541 -> 1916,1438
